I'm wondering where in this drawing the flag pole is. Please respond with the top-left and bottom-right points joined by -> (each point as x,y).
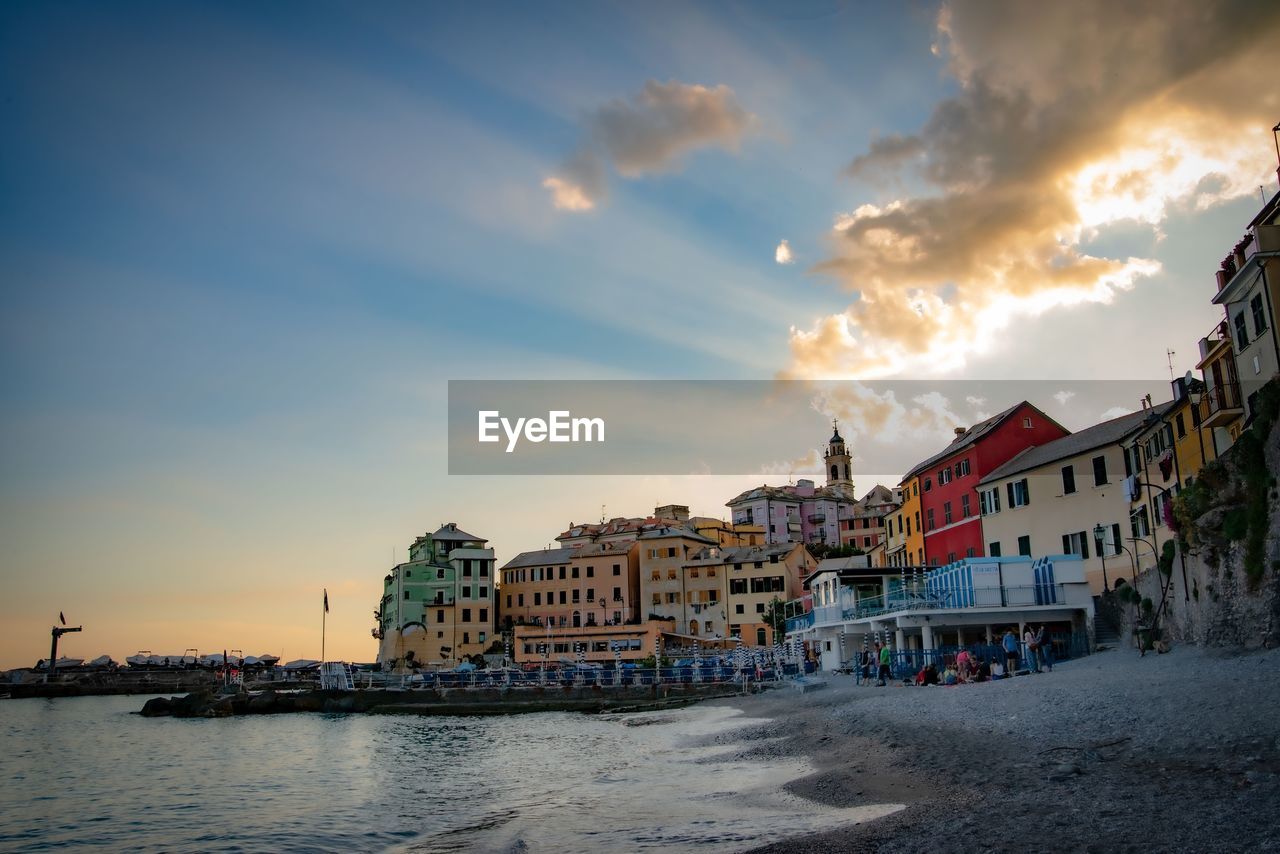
322,588 -> 328,666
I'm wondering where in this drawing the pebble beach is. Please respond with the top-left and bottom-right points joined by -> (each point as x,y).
701,645 -> 1280,852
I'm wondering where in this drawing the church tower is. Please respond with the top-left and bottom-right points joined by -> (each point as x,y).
824,420 -> 853,487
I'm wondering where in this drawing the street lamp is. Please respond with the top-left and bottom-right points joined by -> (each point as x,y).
1092,523 -> 1109,591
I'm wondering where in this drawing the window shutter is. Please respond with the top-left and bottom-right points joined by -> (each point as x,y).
1112,523 -> 1121,556
1007,482 -> 1015,507
1062,534 -> 1071,554
1123,447 -> 1132,477
1021,478 -> 1030,504
994,489 -> 1001,512
1080,533 -> 1089,560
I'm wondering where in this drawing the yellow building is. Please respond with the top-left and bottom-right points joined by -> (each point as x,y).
897,475 -> 924,566
1195,319 -> 1245,455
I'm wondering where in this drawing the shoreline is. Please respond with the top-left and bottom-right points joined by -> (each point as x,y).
703,646 -> 1280,852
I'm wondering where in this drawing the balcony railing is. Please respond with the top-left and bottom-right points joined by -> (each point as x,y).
785,584 -> 1068,633
807,513 -> 826,524
1198,321 -> 1231,363
1200,380 -> 1244,429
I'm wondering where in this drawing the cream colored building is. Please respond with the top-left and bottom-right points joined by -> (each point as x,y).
978,406 -> 1172,594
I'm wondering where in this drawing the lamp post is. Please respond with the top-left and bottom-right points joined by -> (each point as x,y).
599,597 -> 608,627
1092,523 -> 1110,591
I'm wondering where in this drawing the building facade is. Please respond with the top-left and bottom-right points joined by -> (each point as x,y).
376,524 -> 496,668
907,402 -> 1070,565
978,406 -> 1172,593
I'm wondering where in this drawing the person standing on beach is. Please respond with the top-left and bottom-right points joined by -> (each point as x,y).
877,641 -> 891,686
1023,626 -> 1041,673
1036,625 -> 1054,672
1002,628 -> 1020,674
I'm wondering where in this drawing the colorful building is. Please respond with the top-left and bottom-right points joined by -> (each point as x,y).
725,424 -> 899,551
376,523 -> 496,668
1210,189 -> 1280,425
978,405 -> 1173,593
904,402 -> 1070,565
679,542 -> 815,646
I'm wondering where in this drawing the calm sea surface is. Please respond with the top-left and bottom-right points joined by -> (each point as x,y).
0,694 -> 897,852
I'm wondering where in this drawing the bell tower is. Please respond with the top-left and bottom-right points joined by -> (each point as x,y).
824,419 -> 852,487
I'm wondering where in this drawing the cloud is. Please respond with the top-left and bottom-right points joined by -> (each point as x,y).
1099,406 -> 1136,421
775,239 -> 795,264
786,0 -> 1280,379
544,80 -> 756,211
1053,390 -> 1076,407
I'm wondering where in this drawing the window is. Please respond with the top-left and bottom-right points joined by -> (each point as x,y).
437,609 -> 445,623
479,586 -> 487,598
437,568 -> 445,579
462,632 -> 470,645
1251,293 -> 1268,337
729,579 -> 747,594
666,592 -> 680,604
1007,478 -> 1030,508
479,608 -> 488,622
463,559 -> 472,576
667,547 -> 677,558
757,628 -> 767,646
571,566 -> 580,579
943,502 -> 953,524
1017,535 -> 1031,556
1175,412 -> 1186,439
613,564 -> 621,575
1092,455 -> 1107,487
735,603 -> 745,614
559,566 -> 566,579
462,585 -> 471,598
863,536 -> 871,548
652,592 -> 661,605
1023,416 -> 1033,429
403,591 -> 410,600
1131,506 -> 1151,538
939,468 -> 952,485
1234,310 -> 1250,348
462,608 -> 471,622
906,517 -> 912,536
956,459 -> 971,477
404,569 -> 411,578
913,482 -> 918,496
506,595 -> 512,608
1062,465 -> 1076,495
651,570 -> 660,581
966,547 -> 976,558
667,569 -> 677,580
613,586 -> 622,601
534,592 -> 541,606
926,508 -> 936,531
1062,531 -> 1090,559
989,541 -> 1002,557
559,591 -> 567,604
947,552 -> 956,563
980,487 -> 1001,515
480,561 -> 489,577
915,511 -> 920,531
924,477 -> 932,492
518,594 -> 524,606
961,494 -> 971,518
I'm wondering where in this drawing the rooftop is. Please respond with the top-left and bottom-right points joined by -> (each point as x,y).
979,403 -> 1174,484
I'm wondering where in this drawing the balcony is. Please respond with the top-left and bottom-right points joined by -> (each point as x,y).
1200,380 -> 1244,430
807,513 -> 826,524
1197,321 -> 1232,368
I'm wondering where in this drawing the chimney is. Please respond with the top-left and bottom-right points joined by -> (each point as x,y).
954,427 -> 966,437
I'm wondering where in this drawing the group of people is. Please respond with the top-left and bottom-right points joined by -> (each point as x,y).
853,624 -> 1057,688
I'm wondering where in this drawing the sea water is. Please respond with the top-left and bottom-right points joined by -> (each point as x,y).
0,695 -> 899,851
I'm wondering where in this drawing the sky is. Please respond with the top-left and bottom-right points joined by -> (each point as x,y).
2,0 -> 1278,667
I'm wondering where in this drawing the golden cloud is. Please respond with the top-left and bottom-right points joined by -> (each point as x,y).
787,0 -> 1280,379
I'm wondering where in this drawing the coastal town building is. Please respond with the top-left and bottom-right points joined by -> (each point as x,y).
978,405 -> 1173,594
375,524 -> 496,668
1212,191 -> 1280,427
904,402 -> 1070,566
679,542 -> 815,646
787,555 -> 1095,672
497,541 -> 640,631
726,424 -> 900,552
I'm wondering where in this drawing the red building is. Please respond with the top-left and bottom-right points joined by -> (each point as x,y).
904,402 -> 1069,565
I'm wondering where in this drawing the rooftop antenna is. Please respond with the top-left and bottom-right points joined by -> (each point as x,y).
1166,349 -> 1176,381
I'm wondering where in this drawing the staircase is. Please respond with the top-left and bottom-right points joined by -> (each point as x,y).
1093,599 -> 1122,648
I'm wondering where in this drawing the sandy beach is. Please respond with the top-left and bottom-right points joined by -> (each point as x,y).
699,645 -> 1280,853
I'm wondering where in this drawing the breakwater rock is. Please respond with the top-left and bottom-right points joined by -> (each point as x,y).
138,683 -> 751,718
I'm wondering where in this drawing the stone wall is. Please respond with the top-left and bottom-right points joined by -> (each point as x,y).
1123,403 -> 1280,650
